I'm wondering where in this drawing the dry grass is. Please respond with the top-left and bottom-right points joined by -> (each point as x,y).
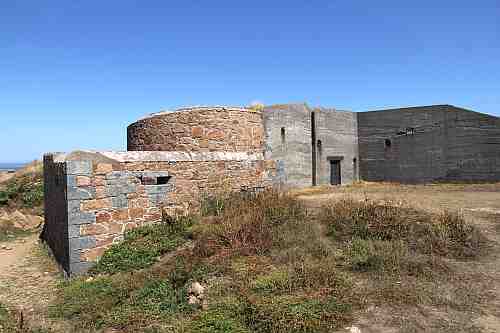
51,190 -> 491,332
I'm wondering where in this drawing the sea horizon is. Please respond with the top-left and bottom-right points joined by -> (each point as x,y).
0,162 -> 27,171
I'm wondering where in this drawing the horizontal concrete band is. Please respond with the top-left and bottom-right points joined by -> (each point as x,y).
51,150 -> 265,163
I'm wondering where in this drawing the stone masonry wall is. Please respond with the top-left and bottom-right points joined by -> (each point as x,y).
127,107 -> 264,153
46,151 -> 280,275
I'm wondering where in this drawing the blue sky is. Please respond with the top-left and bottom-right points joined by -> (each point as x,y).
1,1 -> 499,163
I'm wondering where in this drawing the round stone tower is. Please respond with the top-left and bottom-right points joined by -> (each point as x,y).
127,106 -> 264,153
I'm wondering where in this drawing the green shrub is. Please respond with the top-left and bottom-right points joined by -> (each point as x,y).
320,199 -> 485,258
346,238 -> 406,273
0,191 -> 8,205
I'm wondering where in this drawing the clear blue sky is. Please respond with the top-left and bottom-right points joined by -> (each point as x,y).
1,1 -> 499,163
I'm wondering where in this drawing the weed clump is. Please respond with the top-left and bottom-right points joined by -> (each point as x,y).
321,199 -> 484,259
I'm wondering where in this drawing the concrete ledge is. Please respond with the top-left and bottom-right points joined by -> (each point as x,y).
54,151 -> 265,162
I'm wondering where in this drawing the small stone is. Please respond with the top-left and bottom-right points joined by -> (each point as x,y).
345,326 -> 362,333
188,295 -> 199,305
188,282 -> 205,296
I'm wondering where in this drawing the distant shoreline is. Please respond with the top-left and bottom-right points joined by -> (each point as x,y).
0,163 -> 26,172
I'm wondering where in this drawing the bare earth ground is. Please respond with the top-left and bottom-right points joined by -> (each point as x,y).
0,183 -> 499,332
0,234 -> 70,331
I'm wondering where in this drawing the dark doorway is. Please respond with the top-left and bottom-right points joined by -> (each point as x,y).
330,160 -> 341,185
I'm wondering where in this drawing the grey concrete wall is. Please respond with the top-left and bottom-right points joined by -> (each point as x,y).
314,108 -> 358,185
444,107 -> 500,181
262,104 -> 313,188
357,105 -> 500,183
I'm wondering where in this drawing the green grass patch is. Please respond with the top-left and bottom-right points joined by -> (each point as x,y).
51,274 -> 194,330
90,216 -> 197,274
248,295 -> 351,333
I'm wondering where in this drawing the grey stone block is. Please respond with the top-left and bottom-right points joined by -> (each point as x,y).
68,212 -> 96,225
112,195 -> 128,208
67,200 -> 81,214
106,185 -> 125,197
105,171 -> 128,180
67,186 -> 95,200
70,236 -> 96,250
147,193 -> 166,205
66,161 -> 92,175
68,224 -> 81,238
67,175 -> 77,187
123,184 -> 137,194
145,184 -> 172,194
69,249 -> 83,263
70,261 -> 95,276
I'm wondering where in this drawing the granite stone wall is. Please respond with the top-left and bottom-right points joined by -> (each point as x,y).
43,151 -> 281,275
127,107 -> 264,153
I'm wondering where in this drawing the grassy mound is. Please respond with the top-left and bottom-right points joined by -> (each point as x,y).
0,161 -> 44,214
51,191 -> 488,332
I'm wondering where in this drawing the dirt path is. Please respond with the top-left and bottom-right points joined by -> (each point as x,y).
0,233 -> 69,331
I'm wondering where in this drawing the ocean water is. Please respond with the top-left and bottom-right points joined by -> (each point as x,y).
0,163 -> 26,171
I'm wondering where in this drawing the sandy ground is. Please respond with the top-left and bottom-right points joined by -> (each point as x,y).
0,234 -> 69,331
0,171 -> 15,184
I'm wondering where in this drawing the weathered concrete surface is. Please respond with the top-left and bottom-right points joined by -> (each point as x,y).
314,107 -> 358,185
262,104 -> 313,187
357,105 -> 500,183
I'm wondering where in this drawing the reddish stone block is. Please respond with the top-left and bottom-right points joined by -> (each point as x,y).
76,176 -> 91,187
129,198 -> 149,209
129,207 -> 145,219
81,223 -> 107,236
207,130 -> 224,140
96,235 -> 116,247
95,163 -> 113,174
81,247 -> 107,262
108,222 -> 124,234
81,198 -> 112,211
111,209 -> 129,222
93,176 -> 106,186
191,126 -> 203,138
96,211 -> 112,223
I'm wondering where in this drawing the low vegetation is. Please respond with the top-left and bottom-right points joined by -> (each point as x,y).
0,302 -> 50,333
0,162 -> 44,213
0,219 -> 31,242
51,191 -> 489,332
